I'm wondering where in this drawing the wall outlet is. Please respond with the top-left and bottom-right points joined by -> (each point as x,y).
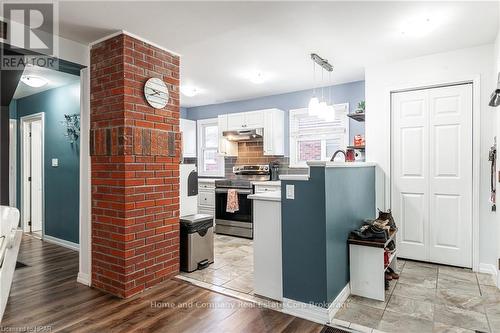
51,158 -> 59,167
286,184 -> 295,200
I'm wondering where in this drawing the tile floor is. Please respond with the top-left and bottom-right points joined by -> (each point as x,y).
179,234 -> 254,294
334,259 -> 500,333
176,234 -> 282,310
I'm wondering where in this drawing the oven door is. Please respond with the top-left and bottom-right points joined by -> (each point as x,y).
215,188 -> 253,224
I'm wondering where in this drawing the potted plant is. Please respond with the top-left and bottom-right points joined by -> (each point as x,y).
356,100 -> 365,113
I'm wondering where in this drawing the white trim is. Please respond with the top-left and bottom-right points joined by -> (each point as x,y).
288,104 -> 349,168
77,272 -> 91,286
197,118 -> 225,177
387,76 -> 480,272
88,30 -> 181,57
19,112 -> 45,236
43,235 -> 79,251
9,119 -> 17,208
79,67 -> 92,287
479,263 -> 498,276
282,284 -> 350,325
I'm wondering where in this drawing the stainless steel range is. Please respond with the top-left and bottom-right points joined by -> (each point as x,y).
214,165 -> 270,239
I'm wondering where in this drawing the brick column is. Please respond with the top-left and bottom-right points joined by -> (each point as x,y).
90,33 -> 180,298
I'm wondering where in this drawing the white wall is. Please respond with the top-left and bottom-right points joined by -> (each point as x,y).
365,44 -> 497,270
494,12 -> 500,284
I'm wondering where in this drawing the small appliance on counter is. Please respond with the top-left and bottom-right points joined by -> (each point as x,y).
269,161 -> 280,181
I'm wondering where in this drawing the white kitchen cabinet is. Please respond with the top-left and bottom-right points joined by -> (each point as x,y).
254,184 -> 281,193
227,113 -> 246,129
180,119 -> 197,158
197,180 -> 215,219
249,193 -> 282,301
217,109 -> 284,156
217,115 -> 238,156
263,109 -> 284,156
227,111 -> 264,130
243,111 -> 265,128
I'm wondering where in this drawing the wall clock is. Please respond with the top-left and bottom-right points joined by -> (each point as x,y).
144,77 -> 169,109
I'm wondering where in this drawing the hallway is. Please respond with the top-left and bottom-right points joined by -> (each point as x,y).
1,235 -> 322,333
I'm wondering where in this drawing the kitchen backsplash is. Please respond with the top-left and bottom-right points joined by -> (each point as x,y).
224,141 -> 308,179
184,141 -> 308,178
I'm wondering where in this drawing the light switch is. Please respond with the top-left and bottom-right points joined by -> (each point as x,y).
286,184 -> 295,200
52,158 -> 59,167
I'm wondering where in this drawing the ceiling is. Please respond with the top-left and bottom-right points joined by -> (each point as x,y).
13,65 -> 80,99
54,1 -> 498,107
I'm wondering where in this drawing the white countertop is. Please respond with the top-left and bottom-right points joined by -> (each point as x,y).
248,191 -> 281,202
307,161 -> 377,168
197,178 -> 220,183
251,180 -> 281,186
279,174 -> 310,181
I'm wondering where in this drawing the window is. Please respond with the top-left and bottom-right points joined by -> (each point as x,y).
289,104 -> 349,167
197,118 -> 224,177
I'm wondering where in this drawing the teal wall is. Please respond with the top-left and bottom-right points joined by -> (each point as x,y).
325,167 -> 376,302
281,165 -> 376,306
14,82 -> 80,244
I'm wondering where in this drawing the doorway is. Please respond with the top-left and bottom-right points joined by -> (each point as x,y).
20,113 -> 45,238
391,83 -> 473,268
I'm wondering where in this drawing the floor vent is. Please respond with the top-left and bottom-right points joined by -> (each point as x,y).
320,325 -> 353,333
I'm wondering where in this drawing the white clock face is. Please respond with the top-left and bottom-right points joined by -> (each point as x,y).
144,77 -> 169,109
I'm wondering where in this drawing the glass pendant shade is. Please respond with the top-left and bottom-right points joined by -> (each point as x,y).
308,96 -> 320,116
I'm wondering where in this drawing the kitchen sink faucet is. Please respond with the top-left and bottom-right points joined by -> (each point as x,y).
330,150 -> 346,162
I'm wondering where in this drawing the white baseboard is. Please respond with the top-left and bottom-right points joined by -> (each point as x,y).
282,284 -> 350,325
479,263 -> 497,276
43,235 -> 80,252
77,272 -> 90,286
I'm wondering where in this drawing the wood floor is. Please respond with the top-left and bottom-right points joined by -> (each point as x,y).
2,235 -> 322,333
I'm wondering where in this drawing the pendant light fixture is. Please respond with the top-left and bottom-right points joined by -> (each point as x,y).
308,53 -> 334,117
308,60 -> 320,116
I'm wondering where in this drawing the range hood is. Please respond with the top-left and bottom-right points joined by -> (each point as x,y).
222,128 -> 263,141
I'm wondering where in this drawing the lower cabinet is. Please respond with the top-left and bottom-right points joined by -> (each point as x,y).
198,182 -> 215,219
253,199 -> 283,301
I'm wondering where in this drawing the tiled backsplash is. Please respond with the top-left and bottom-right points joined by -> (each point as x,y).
184,141 -> 308,178
224,141 -> 308,179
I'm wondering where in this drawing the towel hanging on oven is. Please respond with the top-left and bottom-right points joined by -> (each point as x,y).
226,189 -> 239,213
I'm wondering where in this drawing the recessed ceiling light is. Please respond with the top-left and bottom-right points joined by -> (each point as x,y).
181,85 -> 201,97
400,16 -> 438,38
248,71 -> 268,84
21,75 -> 48,88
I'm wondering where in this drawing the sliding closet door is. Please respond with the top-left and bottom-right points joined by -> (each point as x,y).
392,84 -> 473,268
392,89 -> 429,262
428,84 -> 472,267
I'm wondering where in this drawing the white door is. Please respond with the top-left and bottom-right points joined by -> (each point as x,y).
30,120 -> 43,233
392,84 -> 472,268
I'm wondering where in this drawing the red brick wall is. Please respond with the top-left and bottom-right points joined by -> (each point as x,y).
299,140 -> 321,161
90,33 -> 180,298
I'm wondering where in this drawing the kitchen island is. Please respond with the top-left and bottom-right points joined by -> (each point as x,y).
280,161 -> 376,324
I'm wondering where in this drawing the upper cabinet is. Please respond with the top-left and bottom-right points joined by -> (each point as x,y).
180,118 -> 197,158
226,110 -> 265,130
218,109 -> 284,156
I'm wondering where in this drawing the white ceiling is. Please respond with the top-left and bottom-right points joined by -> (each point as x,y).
13,65 -> 80,99
55,1 -> 498,107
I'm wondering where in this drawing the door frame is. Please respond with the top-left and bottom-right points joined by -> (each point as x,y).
19,112 -> 45,237
388,77 -> 480,271
9,119 -> 17,207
